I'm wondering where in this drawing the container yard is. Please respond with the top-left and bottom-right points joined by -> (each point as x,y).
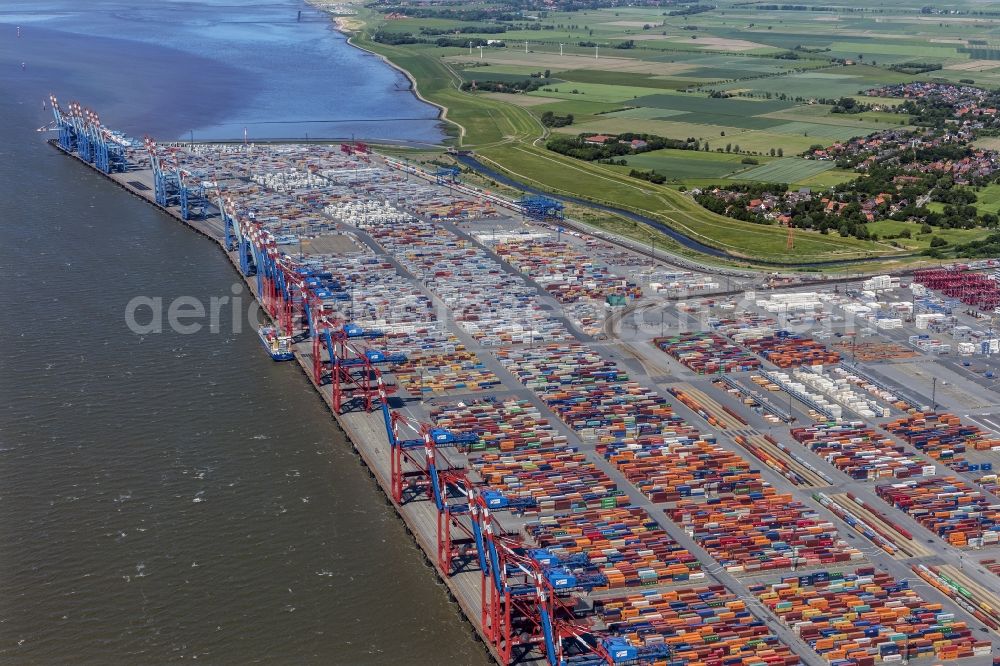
49,98 -> 1000,665
883,413 -> 1000,477
876,477 -> 1000,549
790,423 -> 933,482
742,333 -> 841,369
653,332 -> 761,374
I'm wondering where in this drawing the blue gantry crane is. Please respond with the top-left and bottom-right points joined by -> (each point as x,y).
175,168 -> 212,220
144,136 -> 181,208
519,195 -> 564,220
435,166 -> 460,184
49,95 -> 76,152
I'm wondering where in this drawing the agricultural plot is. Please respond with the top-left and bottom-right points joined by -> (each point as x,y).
828,40 -> 963,59
792,169 -> 857,189
550,69 -> 722,90
711,66 -> 912,100
628,94 -> 794,116
729,159 -> 834,183
624,149 -> 751,180
458,71 -> 558,85
443,51 -> 701,76
601,107 -> 691,120
557,118 -> 744,141
528,82 -> 667,104
529,100 -> 626,116
766,121 -> 876,143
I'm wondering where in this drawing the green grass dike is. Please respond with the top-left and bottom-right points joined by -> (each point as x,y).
311,1 -> 930,269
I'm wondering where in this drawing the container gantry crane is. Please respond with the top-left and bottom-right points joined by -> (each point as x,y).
49,95 -> 76,151
309,317 -> 405,413
144,136 -> 180,208
175,167 -> 211,220
67,102 -> 93,163
48,97 -> 131,173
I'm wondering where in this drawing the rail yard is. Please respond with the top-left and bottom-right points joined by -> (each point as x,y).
48,96 -> 1000,665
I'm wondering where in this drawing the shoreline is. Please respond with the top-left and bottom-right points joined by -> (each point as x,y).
321,3 -> 459,142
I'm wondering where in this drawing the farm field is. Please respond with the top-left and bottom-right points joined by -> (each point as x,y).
623,149 -> 754,181
709,66 -> 914,100
731,159 -> 835,183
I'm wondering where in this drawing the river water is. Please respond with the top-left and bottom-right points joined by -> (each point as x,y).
0,2 -> 489,664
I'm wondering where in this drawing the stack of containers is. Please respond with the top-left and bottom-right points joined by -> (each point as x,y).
653,332 -> 761,374
751,567 -> 989,663
393,350 -> 501,394
431,398 -> 624,514
431,399 -> 568,453
830,340 -> 917,362
665,493 -> 863,574
831,366 -> 913,412
526,507 -> 701,587
474,449 -> 625,515
367,218 -> 572,345
593,586 -> 800,666
790,423 -> 933,481
494,344 -> 700,446
876,476 -> 1000,548
742,332 -> 841,368
914,267 -> 1000,311
599,438 -> 763,503
490,239 -> 642,303
785,367 -> 887,419
884,413 -> 1000,472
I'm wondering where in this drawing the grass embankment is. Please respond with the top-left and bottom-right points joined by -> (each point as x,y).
475,143 -> 892,262
339,8 -> 907,267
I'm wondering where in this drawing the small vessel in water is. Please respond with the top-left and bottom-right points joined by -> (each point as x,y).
258,325 -> 294,361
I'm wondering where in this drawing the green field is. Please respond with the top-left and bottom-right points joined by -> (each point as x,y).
767,121 -> 878,142
624,149 -> 752,180
971,183 -> 1000,215
711,66 -> 913,100
730,159 -> 835,183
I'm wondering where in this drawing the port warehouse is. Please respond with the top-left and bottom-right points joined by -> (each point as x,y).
46,97 -> 1000,666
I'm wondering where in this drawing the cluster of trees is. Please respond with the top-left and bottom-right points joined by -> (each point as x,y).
435,36 -> 505,48
373,31 -> 423,45
954,232 -> 1000,258
888,62 -> 943,74
614,40 -> 636,49
419,25 -> 507,35
754,4 -> 839,10
667,4 -> 715,16
629,169 -> 667,184
540,111 -> 574,127
460,79 -> 543,93
377,7 -> 521,21
546,133 -> 702,161
824,97 -> 870,114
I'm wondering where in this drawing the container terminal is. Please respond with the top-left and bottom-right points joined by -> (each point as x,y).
46,95 -> 1000,666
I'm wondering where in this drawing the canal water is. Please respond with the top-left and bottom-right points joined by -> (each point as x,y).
0,2 -> 487,664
